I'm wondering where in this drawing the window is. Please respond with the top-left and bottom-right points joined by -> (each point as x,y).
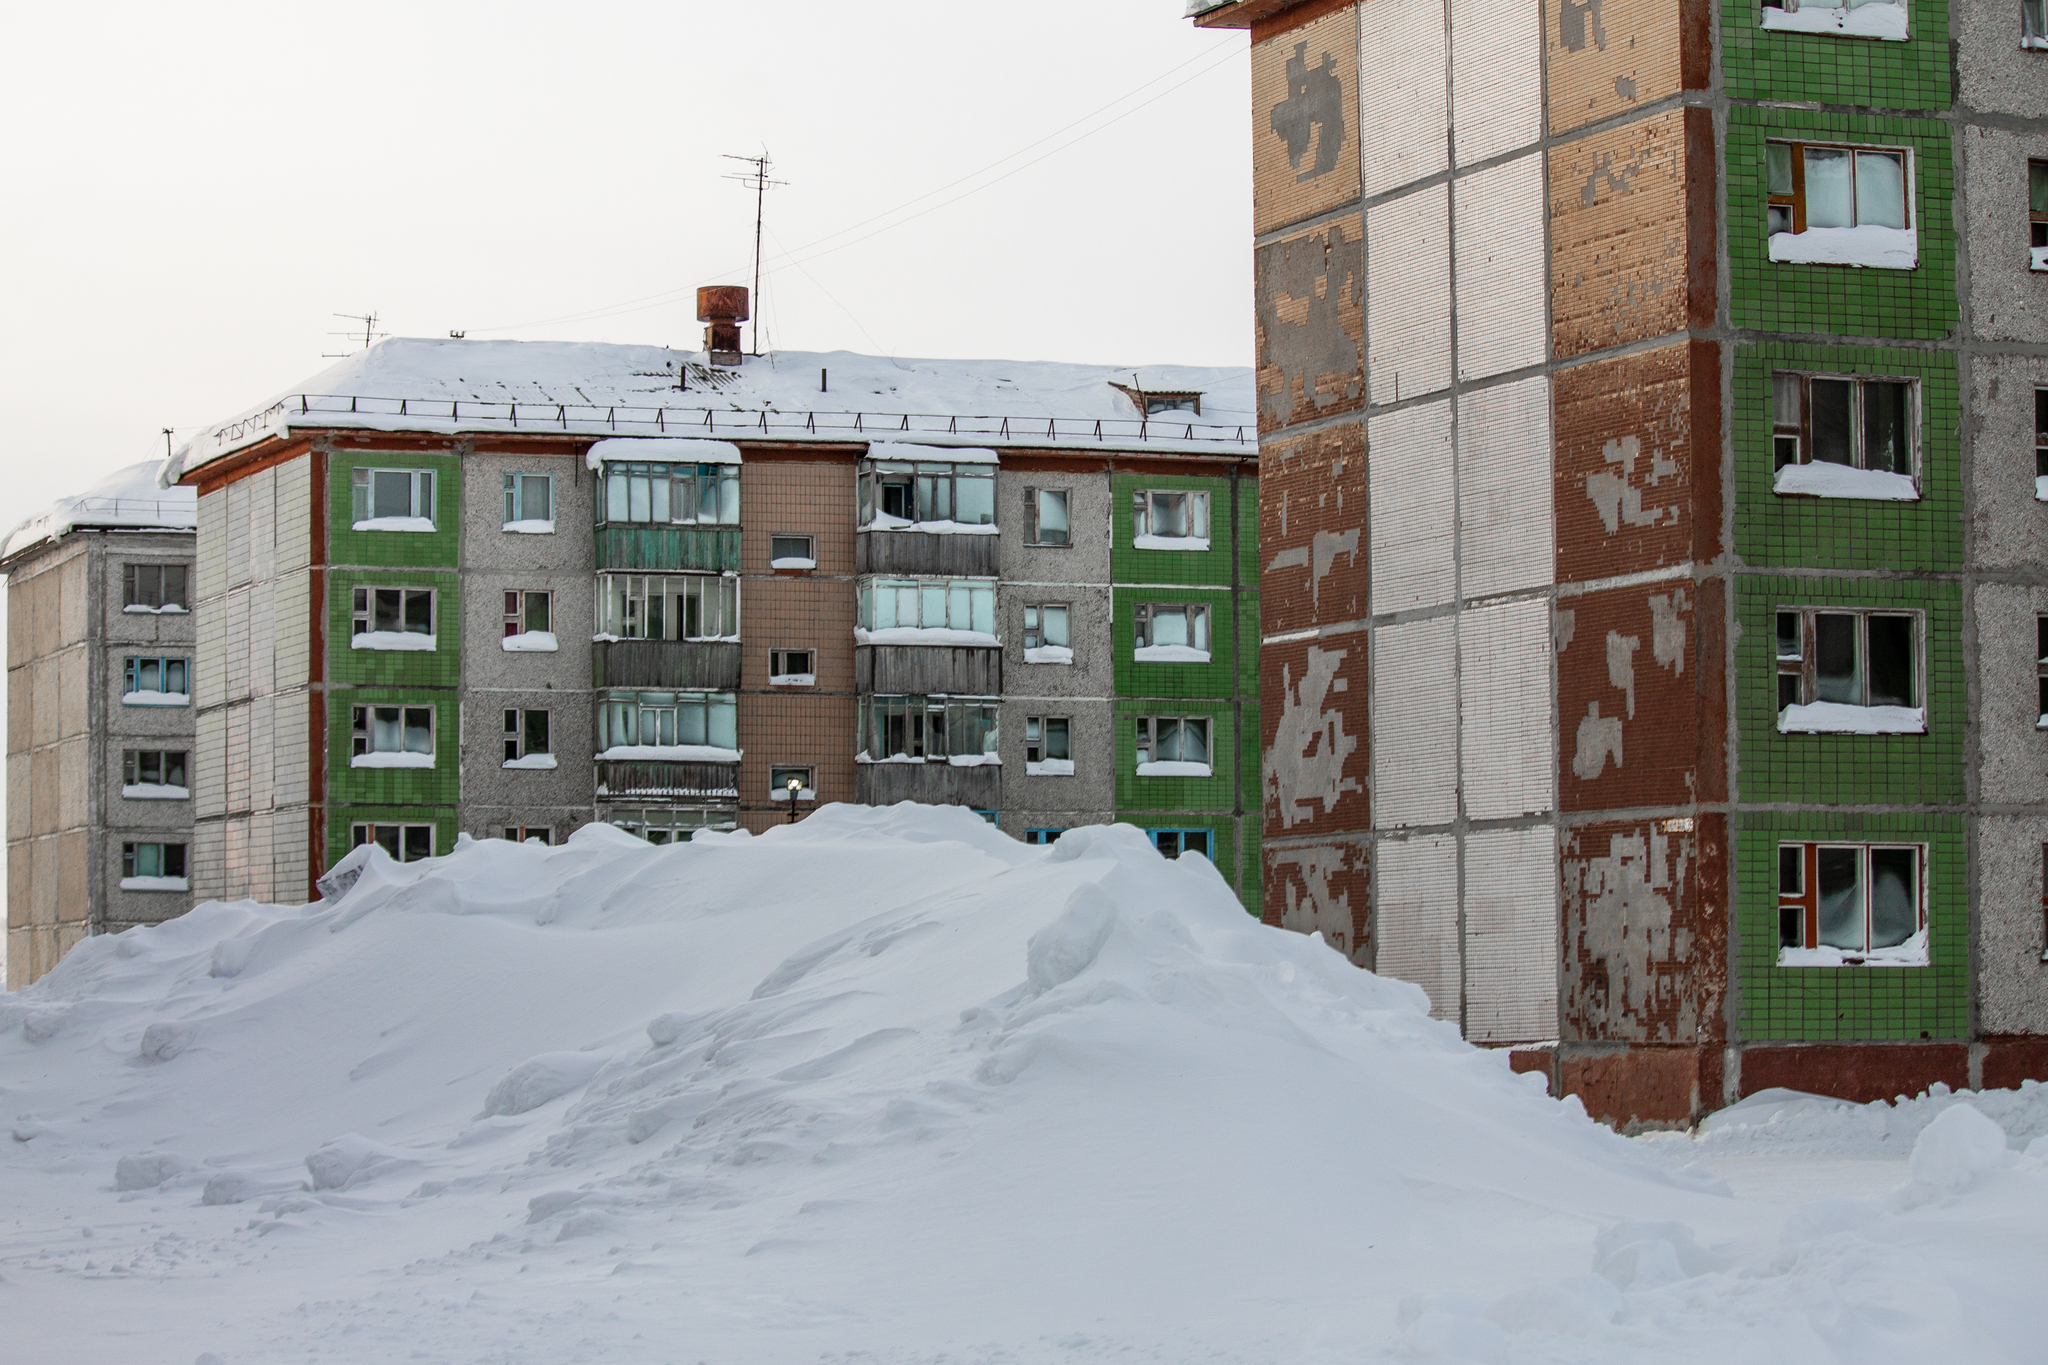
351,823 -> 435,863
770,765 -> 814,801
350,704 -> 435,766
600,461 -> 740,526
123,656 -> 189,704
2032,161 -> 2048,268
123,563 -> 188,611
1134,603 -> 1212,659
121,841 -> 188,888
858,459 -> 995,528
1023,488 -> 1070,546
1024,716 -> 1072,775
770,534 -> 815,568
504,590 -> 551,638
502,472 -> 554,528
503,708 -> 551,764
1777,842 -> 1924,961
859,695 -> 999,762
351,467 -> 435,527
1135,716 -> 1212,773
1110,382 -> 1204,417
2029,0 -> 2047,47
1023,604 -> 1070,658
1149,829 -> 1211,861
1771,373 -> 1914,476
769,648 -> 814,684
599,574 -> 739,641
1766,142 -> 1909,237
597,690 -> 738,753
352,587 -> 434,645
1132,489 -> 1210,545
2039,618 -> 2048,728
503,826 -> 552,845
858,578 -> 997,637
1775,608 -> 1922,729
607,807 -> 736,844
2037,390 -> 2048,482
1023,828 -> 1066,846
123,750 -> 189,795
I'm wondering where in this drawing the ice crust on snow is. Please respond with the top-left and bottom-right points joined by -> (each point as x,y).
7,805 -> 2048,1362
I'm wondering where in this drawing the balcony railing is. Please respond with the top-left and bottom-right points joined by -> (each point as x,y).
856,530 -> 999,577
856,760 -> 1001,809
592,640 -> 742,690
856,643 -> 1001,696
594,525 -> 741,572
595,759 -> 740,799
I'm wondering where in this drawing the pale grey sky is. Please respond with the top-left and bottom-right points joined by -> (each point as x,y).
0,1 -> 1251,530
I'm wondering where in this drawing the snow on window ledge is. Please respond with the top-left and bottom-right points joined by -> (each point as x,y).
2032,245 -> 2048,272
502,519 -> 555,534
122,603 -> 188,615
1023,645 -> 1074,665
2026,33 -> 2048,49
122,783 -> 190,800
501,753 -> 557,770
501,631 -> 558,653
770,557 -> 816,570
2035,475 -> 2048,503
1026,758 -> 1075,777
1135,644 -> 1213,663
351,751 -> 436,769
351,516 -> 437,533
596,745 -> 743,763
948,753 -> 1001,767
1778,701 -> 1926,734
1759,2 -> 1908,40
855,751 -> 928,765
1137,760 -> 1213,778
352,631 -> 436,651
123,691 -> 189,707
1777,930 -> 1929,968
768,673 -> 816,687
1773,463 -> 1919,500
855,626 -> 1001,647
769,787 -> 817,802
1133,534 -> 1210,552
592,632 -> 621,643
1769,226 -> 1917,270
861,513 -> 998,536
119,876 -> 189,893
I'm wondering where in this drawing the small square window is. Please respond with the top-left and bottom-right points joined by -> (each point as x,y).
1023,488 -> 1070,546
1024,604 -> 1070,656
2031,160 -> 2048,266
1025,716 -> 1072,771
503,709 -> 551,763
505,590 -> 551,638
770,649 -> 814,683
502,826 -> 552,845
503,473 -> 554,527
770,534 -> 815,568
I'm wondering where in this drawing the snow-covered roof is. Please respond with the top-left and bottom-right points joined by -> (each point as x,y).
166,339 -> 1256,486
3,459 -> 197,562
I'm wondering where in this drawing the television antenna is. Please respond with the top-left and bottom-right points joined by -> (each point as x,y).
324,312 -> 385,357
722,151 -> 786,355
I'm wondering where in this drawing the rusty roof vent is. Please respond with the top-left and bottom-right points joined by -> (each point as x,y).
697,285 -> 749,368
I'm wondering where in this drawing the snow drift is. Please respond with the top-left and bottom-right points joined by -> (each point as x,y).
2,804 -> 2046,1363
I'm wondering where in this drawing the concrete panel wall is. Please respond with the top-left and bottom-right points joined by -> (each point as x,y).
1955,1 -> 2048,121
1371,617 -> 1457,828
1458,376 -> 1554,600
1368,398 -> 1455,612
1451,0 -> 1541,166
1962,124 -> 2048,344
1460,598 -> 1555,821
1465,824 -> 1559,1042
1977,815 -> 2048,1035
1375,832 -> 1460,1019
1453,153 -> 1549,383
1258,425 -> 1366,633
1548,109 -> 1700,360
1975,582 -> 2048,806
1367,185 -> 1452,402
1250,1 -> 1361,234
1966,355 -> 2048,571
1255,215 -> 1366,431
1361,0 -> 1448,198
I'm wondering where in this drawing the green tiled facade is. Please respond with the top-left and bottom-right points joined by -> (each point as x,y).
1735,813 -> 1968,1041
1720,0 -> 1951,109
326,452 -> 462,569
325,569 -> 462,687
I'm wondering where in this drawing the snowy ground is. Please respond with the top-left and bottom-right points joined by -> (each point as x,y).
1,804 -> 2043,1364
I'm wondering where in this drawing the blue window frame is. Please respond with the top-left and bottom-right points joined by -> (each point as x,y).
1024,828 -> 1066,845
123,656 -> 190,702
1148,828 -> 1211,861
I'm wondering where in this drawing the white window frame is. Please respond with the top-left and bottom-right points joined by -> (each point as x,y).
1777,841 -> 1926,962
1022,487 -> 1071,546
769,533 -> 815,568
1131,489 -> 1211,546
858,578 -> 997,635
601,462 -> 740,527
1134,715 -> 1212,770
596,689 -> 739,751
505,590 -> 552,638
1134,602 -> 1212,655
503,708 -> 552,762
599,574 -> 739,641
1023,603 -> 1070,653
502,472 -> 555,528
351,467 -> 436,528
350,703 -> 437,763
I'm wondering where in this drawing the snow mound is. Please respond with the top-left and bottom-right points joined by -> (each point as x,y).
3,803 -> 2045,1362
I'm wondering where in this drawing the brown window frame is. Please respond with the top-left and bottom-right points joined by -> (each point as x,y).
1776,841 -> 1926,958
2031,159 -> 2048,256
1765,140 -> 1913,238
1774,607 -> 1923,712
504,590 -> 551,638
1770,371 -> 1918,477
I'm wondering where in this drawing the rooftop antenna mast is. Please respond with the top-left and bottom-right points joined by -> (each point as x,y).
324,312 -> 385,358
721,150 -> 786,355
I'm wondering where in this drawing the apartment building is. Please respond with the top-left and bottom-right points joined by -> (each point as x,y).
1,463 -> 197,987
162,329 -> 1261,911
1192,0 -> 2048,1122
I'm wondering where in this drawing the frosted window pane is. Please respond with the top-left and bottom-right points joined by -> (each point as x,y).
1805,149 -> 1853,229
1816,847 -> 1862,949
1854,152 -> 1906,229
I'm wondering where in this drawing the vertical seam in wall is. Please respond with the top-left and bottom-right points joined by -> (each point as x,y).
1538,0 -> 1563,1056
87,537 -> 105,939
1354,0 -> 1379,969
1441,0 -> 1469,1039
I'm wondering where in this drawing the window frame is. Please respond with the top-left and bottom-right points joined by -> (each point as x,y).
122,563 -> 189,611
503,708 -> 552,762
1023,828 -> 1066,846
1148,828 -> 1212,861
1022,487 -> 1071,547
606,807 -> 738,844
858,694 -> 1000,762
502,472 -> 555,527
122,655 -> 190,701
1134,714 -> 1213,768
1770,371 -> 1919,477
2036,389 -> 2048,480
350,466 -> 436,526
769,533 -> 816,567
1776,840 -> 1926,959
2038,617 -> 2048,729
1023,602 -> 1071,652
504,589 -> 552,638
1765,140 -> 1913,239
1024,715 -> 1072,766
122,749 -> 189,791
770,764 -> 815,801
857,577 -> 998,636
1131,488 -> 1212,542
2028,0 -> 2047,46
502,826 -> 553,845
121,841 -> 188,883
350,703 -> 437,760
1133,602 -> 1213,654
769,648 -> 815,683
596,689 -> 739,752
857,459 -> 996,530
598,573 -> 740,641
352,586 -> 436,642
1774,607 -> 1923,712
598,461 -> 741,528
2031,160 -> 2048,261
350,822 -> 436,863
